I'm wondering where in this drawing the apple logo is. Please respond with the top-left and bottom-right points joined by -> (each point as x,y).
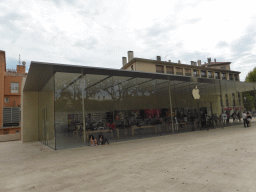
192,86 -> 200,99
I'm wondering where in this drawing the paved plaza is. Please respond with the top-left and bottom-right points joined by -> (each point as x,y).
1,122 -> 256,192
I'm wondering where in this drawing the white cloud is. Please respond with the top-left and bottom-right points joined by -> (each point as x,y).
0,0 -> 255,81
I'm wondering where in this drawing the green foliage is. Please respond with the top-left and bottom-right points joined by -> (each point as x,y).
245,67 -> 256,82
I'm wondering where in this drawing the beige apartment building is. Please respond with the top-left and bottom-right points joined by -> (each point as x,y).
121,51 -> 240,81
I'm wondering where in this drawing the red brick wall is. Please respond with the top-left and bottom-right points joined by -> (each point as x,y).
0,51 -> 5,127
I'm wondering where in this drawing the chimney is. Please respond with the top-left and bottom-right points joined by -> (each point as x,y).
207,57 -> 211,64
197,60 -> 201,66
128,51 -> 134,62
168,60 -> 171,62
214,58 -> 216,63
17,65 -> 25,74
156,56 -> 161,61
122,57 -> 127,66
178,60 -> 181,64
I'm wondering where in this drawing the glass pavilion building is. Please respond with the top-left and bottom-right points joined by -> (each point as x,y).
22,62 -> 256,150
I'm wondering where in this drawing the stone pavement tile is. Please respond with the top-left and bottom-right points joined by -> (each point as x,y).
199,183 -> 226,192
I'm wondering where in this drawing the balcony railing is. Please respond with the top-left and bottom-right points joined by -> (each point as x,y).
222,77 -> 227,80
215,76 -> 220,79
229,77 -> 234,80
176,72 -> 183,75
156,70 -> 164,73
185,73 -> 191,76
201,74 -> 207,78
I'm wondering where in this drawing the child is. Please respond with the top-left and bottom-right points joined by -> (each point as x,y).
98,134 -> 110,145
89,135 -> 97,146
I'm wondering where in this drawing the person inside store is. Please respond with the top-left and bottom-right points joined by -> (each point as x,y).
89,135 -> 97,146
231,112 -> 236,123
242,111 -> 247,127
226,112 -> 230,125
98,134 -> 110,145
246,112 -> 252,127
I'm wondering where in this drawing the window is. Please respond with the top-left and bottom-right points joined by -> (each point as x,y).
193,70 -> 198,77
166,66 -> 174,74
156,65 -> 164,73
234,74 -> 239,81
221,73 -> 226,80
11,82 -> 19,93
185,69 -> 191,76
201,71 -> 206,78
238,93 -> 241,105
225,94 -> 229,106
176,67 -> 183,75
215,72 -> 220,79
5,97 -> 9,103
232,93 -> 235,106
221,66 -> 226,70
208,71 -> 213,78
131,65 -> 133,71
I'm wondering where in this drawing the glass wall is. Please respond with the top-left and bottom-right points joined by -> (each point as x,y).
54,72 -> 84,150
38,75 -> 55,149
48,69 -> 256,149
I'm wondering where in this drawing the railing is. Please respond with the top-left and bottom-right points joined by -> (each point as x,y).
185,73 -> 191,76
215,76 -> 220,79
176,72 -> 183,75
222,77 -> 227,80
156,70 -> 164,73
201,75 -> 207,78
166,71 -> 174,74
229,77 -> 234,80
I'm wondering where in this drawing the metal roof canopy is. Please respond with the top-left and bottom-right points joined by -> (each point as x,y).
24,61 -> 242,92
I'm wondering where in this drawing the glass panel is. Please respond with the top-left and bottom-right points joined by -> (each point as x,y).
84,74 -> 114,145
176,67 -> 183,75
55,72 -> 84,150
201,71 -> 206,78
39,75 -> 55,149
156,65 -> 164,73
166,66 -> 174,74
185,69 -> 191,76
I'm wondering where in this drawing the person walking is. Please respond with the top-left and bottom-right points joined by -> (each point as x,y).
242,111 -> 247,127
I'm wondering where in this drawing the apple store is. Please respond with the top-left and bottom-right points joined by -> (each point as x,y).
22,62 -> 256,149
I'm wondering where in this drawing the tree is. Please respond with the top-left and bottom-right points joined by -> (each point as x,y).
244,67 -> 256,111
245,67 -> 256,82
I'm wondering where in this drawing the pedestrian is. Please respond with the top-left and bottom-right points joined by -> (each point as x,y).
242,111 -> 247,127
246,112 -> 252,127
98,134 -> 110,145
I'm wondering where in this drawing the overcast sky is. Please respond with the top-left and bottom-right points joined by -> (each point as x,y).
1,0 -> 255,81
